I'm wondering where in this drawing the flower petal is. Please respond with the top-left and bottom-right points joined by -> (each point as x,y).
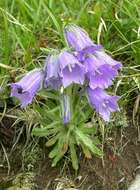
64,24 -> 95,51
44,54 -> 62,90
10,69 -> 44,107
85,56 -> 117,89
87,87 -> 119,121
95,51 -> 122,70
59,51 -> 86,88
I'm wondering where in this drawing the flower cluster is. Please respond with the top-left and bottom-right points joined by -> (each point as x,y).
11,24 -> 122,122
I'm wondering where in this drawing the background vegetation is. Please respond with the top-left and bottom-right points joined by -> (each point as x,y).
0,0 -> 140,189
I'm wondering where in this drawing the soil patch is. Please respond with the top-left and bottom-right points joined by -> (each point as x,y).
34,126 -> 140,190
0,125 -> 140,190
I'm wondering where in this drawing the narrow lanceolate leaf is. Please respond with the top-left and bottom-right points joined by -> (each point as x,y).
79,123 -> 97,134
49,135 -> 66,159
32,127 -> 49,137
81,143 -> 92,159
43,121 -> 61,129
50,137 -> 67,166
52,154 -> 63,167
49,143 -> 59,159
75,128 -> 102,157
32,126 -> 60,137
45,133 -> 60,147
70,140 -> 78,170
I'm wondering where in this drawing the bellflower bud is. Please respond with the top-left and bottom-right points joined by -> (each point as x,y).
62,94 -> 71,124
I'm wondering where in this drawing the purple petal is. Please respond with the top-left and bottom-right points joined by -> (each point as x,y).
95,51 -> 122,71
84,56 -> 117,89
61,64 -> 85,87
44,54 -> 60,78
76,45 -> 103,62
59,51 -> 86,88
10,69 -> 44,107
99,106 -> 110,122
107,96 -> 120,112
45,77 -> 62,90
44,54 -> 62,90
87,87 -> 119,121
64,24 -> 95,51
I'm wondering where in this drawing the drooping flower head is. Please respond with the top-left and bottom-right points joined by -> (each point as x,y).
58,51 -> 86,88
87,87 -> 119,121
44,53 -> 62,90
10,69 -> 44,107
44,51 -> 86,89
64,24 -> 122,91
64,24 -> 102,53
84,55 -> 118,89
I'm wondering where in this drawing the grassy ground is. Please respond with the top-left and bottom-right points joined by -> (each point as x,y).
0,0 -> 140,189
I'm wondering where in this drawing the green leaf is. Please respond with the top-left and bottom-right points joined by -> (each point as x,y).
50,136 -> 67,166
44,121 -> 61,129
75,128 -> 102,157
32,127 -> 49,137
49,143 -> 59,159
79,123 -> 97,135
81,143 -> 92,159
32,126 -> 60,137
52,154 -> 63,167
44,6 -> 61,36
38,91 -> 59,100
70,141 -> 78,170
45,133 -> 60,147
49,135 -> 66,159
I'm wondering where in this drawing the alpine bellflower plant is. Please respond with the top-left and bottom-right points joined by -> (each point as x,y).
11,24 -> 122,170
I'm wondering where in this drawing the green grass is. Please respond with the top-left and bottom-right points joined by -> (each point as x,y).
0,0 -> 140,171
0,0 -> 140,87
